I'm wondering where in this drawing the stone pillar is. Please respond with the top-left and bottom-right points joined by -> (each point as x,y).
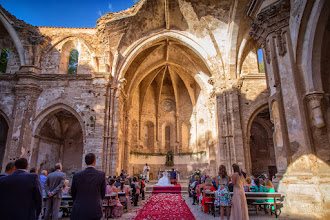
216,88 -> 245,175
4,66 -> 42,164
249,0 -> 329,218
305,92 -> 330,162
249,0 -> 310,181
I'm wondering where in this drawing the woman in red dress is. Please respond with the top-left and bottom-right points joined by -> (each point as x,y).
202,178 -> 216,213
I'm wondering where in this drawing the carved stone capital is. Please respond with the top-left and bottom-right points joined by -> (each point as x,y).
249,0 -> 290,48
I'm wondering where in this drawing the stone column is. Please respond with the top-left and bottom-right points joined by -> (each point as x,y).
4,66 -> 42,164
216,88 -> 245,175
249,0 -> 310,182
249,1 -> 329,218
305,92 -> 330,162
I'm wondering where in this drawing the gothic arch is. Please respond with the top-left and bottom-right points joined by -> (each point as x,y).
0,10 -> 25,65
33,103 -> 86,141
297,0 -> 329,93
115,30 -> 214,83
31,103 -> 85,176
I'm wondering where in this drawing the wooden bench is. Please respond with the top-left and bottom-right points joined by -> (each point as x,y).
206,192 -> 283,218
231,192 -> 283,218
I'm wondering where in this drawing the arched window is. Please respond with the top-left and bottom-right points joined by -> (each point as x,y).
257,49 -> 265,73
0,49 -> 9,73
68,49 -> 79,74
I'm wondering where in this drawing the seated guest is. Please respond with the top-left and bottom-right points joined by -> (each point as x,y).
250,178 -> 267,203
131,177 -> 140,206
105,179 -> 123,218
114,177 -> 121,187
0,161 -> 15,177
202,178 -> 216,213
29,167 -> 38,174
197,178 -> 206,205
211,177 -> 217,189
244,177 -> 253,192
191,176 -> 200,205
170,168 -> 177,185
118,181 -> 132,211
62,180 -> 70,195
120,170 -> 125,178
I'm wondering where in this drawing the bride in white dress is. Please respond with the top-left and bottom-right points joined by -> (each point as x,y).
155,171 -> 173,186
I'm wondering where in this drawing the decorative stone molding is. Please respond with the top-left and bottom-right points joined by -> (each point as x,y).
249,0 -> 290,56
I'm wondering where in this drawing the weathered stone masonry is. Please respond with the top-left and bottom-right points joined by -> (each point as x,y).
0,0 -> 329,219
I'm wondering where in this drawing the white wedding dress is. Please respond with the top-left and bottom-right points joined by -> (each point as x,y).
155,171 -> 173,186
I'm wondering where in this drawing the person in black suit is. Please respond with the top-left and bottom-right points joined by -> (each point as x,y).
0,158 -> 42,220
170,168 -> 177,185
70,153 -> 106,220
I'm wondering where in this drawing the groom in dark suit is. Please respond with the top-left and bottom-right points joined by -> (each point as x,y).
0,158 -> 42,220
70,153 -> 106,220
170,168 -> 177,185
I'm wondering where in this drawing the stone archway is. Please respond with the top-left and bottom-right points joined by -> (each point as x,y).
0,113 -> 8,171
248,108 -> 276,178
32,110 -> 83,179
117,37 -> 216,178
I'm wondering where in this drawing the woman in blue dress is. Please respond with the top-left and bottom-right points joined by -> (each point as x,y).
215,165 -> 231,220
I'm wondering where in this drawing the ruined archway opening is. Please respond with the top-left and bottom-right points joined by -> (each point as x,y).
117,38 -> 216,178
0,114 -> 8,171
249,108 -> 277,179
33,110 -> 83,179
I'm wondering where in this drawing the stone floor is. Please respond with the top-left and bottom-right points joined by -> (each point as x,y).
183,194 -> 292,220
61,181 -> 297,220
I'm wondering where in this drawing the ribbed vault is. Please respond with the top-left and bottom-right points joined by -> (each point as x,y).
122,38 -> 212,154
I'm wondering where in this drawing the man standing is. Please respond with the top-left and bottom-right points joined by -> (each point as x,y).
170,168 -> 177,185
40,170 -> 48,194
0,158 -> 42,220
71,153 -> 106,220
0,161 -> 15,177
44,163 -> 66,220
143,163 -> 150,182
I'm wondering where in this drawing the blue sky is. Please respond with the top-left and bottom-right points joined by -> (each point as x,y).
0,0 -> 137,27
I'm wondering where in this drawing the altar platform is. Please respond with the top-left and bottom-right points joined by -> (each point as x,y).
145,180 -> 189,195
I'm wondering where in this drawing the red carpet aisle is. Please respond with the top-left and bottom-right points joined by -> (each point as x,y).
134,194 -> 195,220
152,184 -> 181,194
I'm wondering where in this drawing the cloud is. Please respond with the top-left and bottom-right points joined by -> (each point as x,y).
108,2 -> 113,12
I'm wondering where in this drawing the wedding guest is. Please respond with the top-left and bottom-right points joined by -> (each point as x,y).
202,178 -> 216,213
105,179 -> 123,218
197,177 -> 205,205
0,161 -> 15,177
40,170 -> 48,191
132,177 -> 140,206
170,168 -> 177,185
71,153 -> 106,220
230,164 -> 249,220
244,177 -> 253,192
138,176 -> 145,200
264,179 -> 276,208
191,176 -> 200,205
63,180 -> 70,195
30,167 -> 38,174
114,177 -> 121,187
44,163 -> 66,220
250,178 -> 267,201
0,158 -> 42,220
118,181 -> 132,211
215,165 -> 231,220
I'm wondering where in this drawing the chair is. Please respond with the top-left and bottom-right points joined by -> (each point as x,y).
204,190 -> 215,216
118,193 -> 127,211
103,194 -> 117,220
